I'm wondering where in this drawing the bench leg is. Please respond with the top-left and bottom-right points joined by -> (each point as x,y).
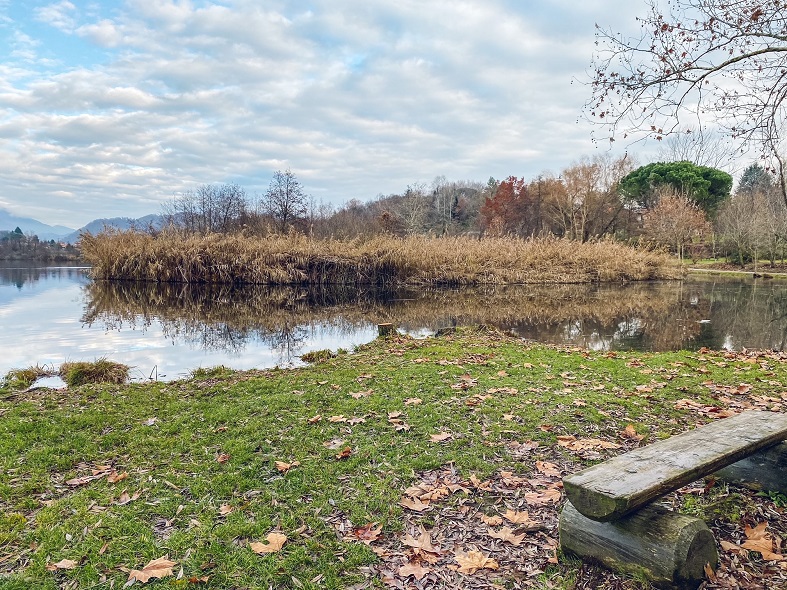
714,441 -> 787,494
559,501 -> 718,590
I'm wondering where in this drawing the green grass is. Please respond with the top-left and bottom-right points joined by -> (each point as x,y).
0,329 -> 785,588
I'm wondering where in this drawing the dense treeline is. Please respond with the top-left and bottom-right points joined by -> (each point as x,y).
88,151 -> 787,269
0,227 -> 80,261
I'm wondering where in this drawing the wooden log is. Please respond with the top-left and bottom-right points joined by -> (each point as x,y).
559,501 -> 718,590
377,323 -> 395,337
714,441 -> 787,494
563,411 -> 787,521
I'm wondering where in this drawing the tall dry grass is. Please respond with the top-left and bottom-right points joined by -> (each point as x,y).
80,230 -> 683,285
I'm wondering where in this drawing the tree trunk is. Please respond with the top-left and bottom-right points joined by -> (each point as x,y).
560,501 -> 717,590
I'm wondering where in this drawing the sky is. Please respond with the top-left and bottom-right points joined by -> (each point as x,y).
0,0 -> 653,228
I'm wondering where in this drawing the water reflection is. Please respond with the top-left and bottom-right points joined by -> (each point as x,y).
5,265 -> 787,380
82,277 -> 787,354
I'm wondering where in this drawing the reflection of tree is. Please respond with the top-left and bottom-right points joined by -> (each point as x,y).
81,278 -> 787,355
0,265 -> 88,289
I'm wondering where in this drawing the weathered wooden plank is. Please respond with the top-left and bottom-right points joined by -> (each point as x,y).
563,411 -> 787,521
715,441 -> 787,494
559,501 -> 717,590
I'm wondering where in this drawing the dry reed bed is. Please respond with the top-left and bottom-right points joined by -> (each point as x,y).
80,231 -> 683,285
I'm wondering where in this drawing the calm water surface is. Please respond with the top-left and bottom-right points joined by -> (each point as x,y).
2,263 -> 787,380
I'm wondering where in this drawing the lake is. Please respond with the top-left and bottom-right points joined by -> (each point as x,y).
2,263 -> 787,381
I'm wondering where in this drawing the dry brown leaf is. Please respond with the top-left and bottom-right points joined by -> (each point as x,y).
480,514 -> 503,526
742,522 -> 784,560
454,549 -> 499,574
350,390 -> 373,399
107,471 -> 128,484
335,447 -> 352,460
525,488 -> 561,506
216,453 -> 230,464
400,497 -> 430,512
275,460 -> 300,473
127,556 -> 176,584
401,526 -> 441,555
535,461 -> 561,477
621,424 -> 645,440
557,437 -> 621,452
328,415 -> 346,423
503,510 -> 538,526
404,397 -> 422,406
487,526 -> 526,546
429,432 -> 452,443
398,561 -> 430,580
219,504 -> 233,516
116,489 -> 142,506
720,540 -> 741,553
46,559 -> 78,571
307,414 -> 322,424
351,523 -> 382,544
250,532 -> 287,554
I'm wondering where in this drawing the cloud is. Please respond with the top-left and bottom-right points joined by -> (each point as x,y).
2,0 -> 657,227
34,0 -> 77,33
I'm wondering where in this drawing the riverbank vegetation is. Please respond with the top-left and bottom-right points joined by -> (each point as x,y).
2,329 -> 786,589
0,228 -> 80,262
80,231 -> 681,285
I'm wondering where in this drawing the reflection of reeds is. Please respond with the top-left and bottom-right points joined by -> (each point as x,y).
80,231 -> 682,285
82,280 -> 699,352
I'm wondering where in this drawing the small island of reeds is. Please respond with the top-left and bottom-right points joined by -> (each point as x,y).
80,231 -> 683,286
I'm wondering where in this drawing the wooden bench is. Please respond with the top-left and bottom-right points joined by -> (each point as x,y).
559,410 -> 787,589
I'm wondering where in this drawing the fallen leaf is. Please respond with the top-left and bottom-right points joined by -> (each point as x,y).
525,488 -> 561,505
350,390 -> 373,399
487,526 -> 526,546
398,561 -> 430,580
275,460 -> 300,473
127,555 -> 176,584
46,559 -> 78,571
401,526 -> 441,555
480,514 -> 503,526
335,447 -> 352,460
219,504 -> 233,516
351,523 -> 382,544
250,532 -> 287,554
307,415 -> 322,424
503,510 -> 539,526
742,522 -> 784,560
107,471 -> 128,484
142,417 -> 158,426
216,453 -> 230,464
455,549 -> 499,574
429,432 -> 452,443
404,398 -> 422,406
328,415 -> 346,423
621,424 -> 645,441
116,489 -> 142,506
704,562 -> 717,582
535,461 -> 561,477
400,497 -> 430,512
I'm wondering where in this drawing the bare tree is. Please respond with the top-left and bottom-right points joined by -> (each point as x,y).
656,127 -> 732,169
642,189 -> 712,261
262,169 -> 308,233
164,183 -> 247,234
589,0 -> 787,202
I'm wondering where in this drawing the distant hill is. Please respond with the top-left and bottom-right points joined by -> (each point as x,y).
61,214 -> 165,244
0,209 -> 74,241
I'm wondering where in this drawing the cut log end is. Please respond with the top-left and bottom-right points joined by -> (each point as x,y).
560,501 -> 718,590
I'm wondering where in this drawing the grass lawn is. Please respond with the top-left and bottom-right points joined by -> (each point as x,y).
2,328 -> 786,589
